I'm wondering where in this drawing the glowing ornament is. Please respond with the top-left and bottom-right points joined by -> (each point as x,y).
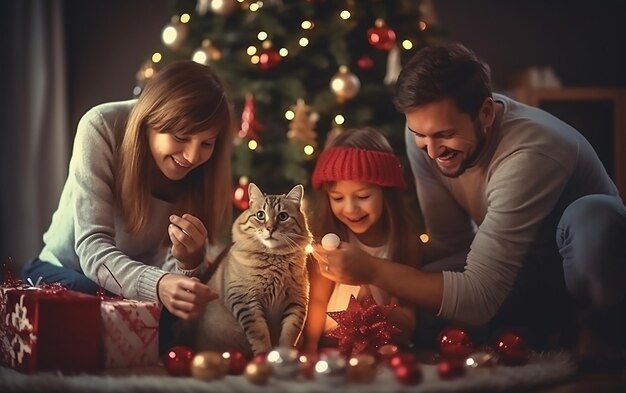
190,351 -> 228,381
330,65 -> 360,103
257,41 -> 282,70
367,19 -> 396,51
238,93 -> 264,142
266,347 -> 300,379
233,177 -> 251,211
321,233 -> 341,250
314,349 -> 347,385
164,345 -> 194,376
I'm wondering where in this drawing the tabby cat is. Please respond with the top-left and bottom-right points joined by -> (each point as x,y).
192,182 -> 312,357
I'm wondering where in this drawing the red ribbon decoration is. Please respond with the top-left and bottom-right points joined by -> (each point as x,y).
326,294 -> 401,357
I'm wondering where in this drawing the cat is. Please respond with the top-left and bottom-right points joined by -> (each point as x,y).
190,182 -> 312,358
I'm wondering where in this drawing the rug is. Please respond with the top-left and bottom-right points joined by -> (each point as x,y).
0,351 -> 576,393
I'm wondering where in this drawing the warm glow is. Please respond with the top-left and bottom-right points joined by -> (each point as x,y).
250,55 -> 260,64
192,50 -> 208,64
161,26 -> 178,45
257,31 -> 268,41
418,21 -> 427,31
315,360 -> 329,373
340,10 -> 351,20
298,37 -> 309,47
334,114 -> 345,125
303,145 -> 315,155
402,40 -> 413,50
419,233 -> 430,243
285,110 -> 295,120
279,48 -> 288,57
180,13 -> 190,23
151,52 -> 162,63
248,140 -> 258,150
249,2 -> 260,11
247,46 -> 257,55
301,20 -> 313,30
144,67 -> 154,79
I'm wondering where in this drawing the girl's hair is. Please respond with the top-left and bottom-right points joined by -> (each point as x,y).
312,127 -> 416,266
116,60 -> 234,244
393,42 -> 492,118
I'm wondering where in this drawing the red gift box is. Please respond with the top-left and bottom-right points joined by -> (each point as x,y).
0,284 -> 101,374
100,298 -> 160,368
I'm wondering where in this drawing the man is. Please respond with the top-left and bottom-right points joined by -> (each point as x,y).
314,42 -> 625,364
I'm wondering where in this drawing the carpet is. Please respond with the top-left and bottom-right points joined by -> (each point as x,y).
0,351 -> 576,393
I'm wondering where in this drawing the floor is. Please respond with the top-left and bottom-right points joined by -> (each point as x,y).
533,370 -> 626,393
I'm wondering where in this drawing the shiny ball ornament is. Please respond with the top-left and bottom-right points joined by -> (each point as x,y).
298,353 -> 318,379
222,350 -> 248,375
394,362 -> 422,385
330,65 -> 360,103
164,345 -> 194,377
389,352 -> 416,369
244,359 -> 273,385
190,351 -> 228,381
346,353 -> 377,383
495,331 -> 530,365
367,18 -> 396,51
210,0 -> 239,15
266,347 -> 301,379
465,350 -> 497,369
437,359 -> 466,379
377,344 -> 399,363
438,326 -> 474,359
314,350 -> 347,385
357,55 -> 374,70
321,233 -> 341,250
233,177 -> 250,210
258,45 -> 282,70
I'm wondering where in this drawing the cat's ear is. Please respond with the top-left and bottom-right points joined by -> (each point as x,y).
248,182 -> 264,204
285,184 -> 304,206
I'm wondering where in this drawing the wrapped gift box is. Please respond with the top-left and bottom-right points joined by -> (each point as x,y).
100,298 -> 160,368
0,284 -> 101,373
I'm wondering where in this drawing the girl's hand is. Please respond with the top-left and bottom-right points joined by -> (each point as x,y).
157,274 -> 218,320
312,241 -> 377,285
168,213 -> 208,268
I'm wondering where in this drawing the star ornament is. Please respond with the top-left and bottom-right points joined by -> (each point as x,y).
326,294 -> 400,357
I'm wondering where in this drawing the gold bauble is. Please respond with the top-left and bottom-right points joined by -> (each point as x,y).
190,351 -> 228,381
330,65 -> 360,102
244,359 -> 273,385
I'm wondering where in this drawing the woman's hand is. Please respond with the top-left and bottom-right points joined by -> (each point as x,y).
157,274 -> 218,320
168,213 -> 208,268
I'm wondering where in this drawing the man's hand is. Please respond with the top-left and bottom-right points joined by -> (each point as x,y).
312,241 -> 378,285
157,274 -> 218,320
168,213 -> 208,268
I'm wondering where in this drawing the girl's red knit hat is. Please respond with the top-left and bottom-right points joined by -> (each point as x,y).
311,147 -> 406,190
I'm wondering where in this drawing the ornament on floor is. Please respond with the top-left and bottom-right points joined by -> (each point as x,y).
233,176 -> 251,211
367,19 -> 396,51
330,65 -> 360,103
346,353 -> 377,383
393,361 -> 423,385
165,345 -> 195,377
266,347 -> 301,379
437,359 -> 466,379
465,350 -> 497,369
238,93 -> 264,142
190,350 -> 228,381
495,330 -> 529,365
245,357 -> 273,385
384,44 -> 401,85
438,326 -> 475,359
326,294 -> 400,357
222,349 -> 248,375
314,348 -> 347,384
287,99 -> 318,147
162,15 -> 189,51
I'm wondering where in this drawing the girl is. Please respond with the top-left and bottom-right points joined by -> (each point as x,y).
21,61 -> 234,321
301,127 -> 421,354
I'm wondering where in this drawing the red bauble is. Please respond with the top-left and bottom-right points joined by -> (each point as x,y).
367,19 -> 396,51
438,326 -> 474,359
394,362 -> 422,385
253,352 -> 268,363
389,352 -> 416,369
437,359 -> 466,379
357,55 -> 374,70
233,179 -> 250,210
222,350 -> 248,375
165,345 -> 195,377
258,47 -> 281,70
495,331 -> 530,365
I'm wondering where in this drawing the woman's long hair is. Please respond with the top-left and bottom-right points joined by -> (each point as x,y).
116,61 -> 234,244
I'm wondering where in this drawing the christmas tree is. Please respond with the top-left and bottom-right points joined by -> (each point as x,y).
135,0 -> 445,215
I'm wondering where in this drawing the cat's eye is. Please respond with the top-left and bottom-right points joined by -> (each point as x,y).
277,212 -> 289,221
255,211 -> 266,221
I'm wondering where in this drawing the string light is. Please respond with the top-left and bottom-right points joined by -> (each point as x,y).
250,55 -> 260,64
418,21 -> 427,31
285,110 -> 295,120
419,233 -> 430,243
334,114 -> 345,125
298,37 -> 309,47
248,140 -> 258,150
301,20 -> 314,30
340,10 -> 351,20
151,53 -> 162,63
279,48 -> 288,57
402,40 -> 413,50
303,145 -> 315,156
247,46 -> 257,55
257,31 -> 268,41
180,13 -> 191,23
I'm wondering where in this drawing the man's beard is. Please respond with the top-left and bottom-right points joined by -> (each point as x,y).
436,122 -> 486,178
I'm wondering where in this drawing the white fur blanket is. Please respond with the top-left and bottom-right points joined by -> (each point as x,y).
0,351 -> 576,393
